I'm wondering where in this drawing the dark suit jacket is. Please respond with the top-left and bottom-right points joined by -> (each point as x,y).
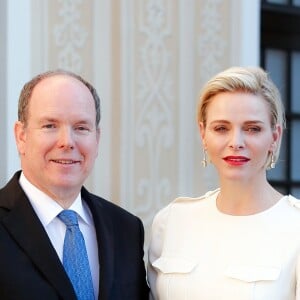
0,171 -> 149,300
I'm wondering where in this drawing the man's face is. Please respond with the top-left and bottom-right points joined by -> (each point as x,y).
15,75 -> 100,200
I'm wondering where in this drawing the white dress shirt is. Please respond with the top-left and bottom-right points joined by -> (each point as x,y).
148,189 -> 300,300
19,172 -> 99,298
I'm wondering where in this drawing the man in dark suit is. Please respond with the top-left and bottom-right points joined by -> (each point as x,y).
0,70 -> 149,300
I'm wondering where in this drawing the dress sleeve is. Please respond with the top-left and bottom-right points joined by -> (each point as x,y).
147,204 -> 171,300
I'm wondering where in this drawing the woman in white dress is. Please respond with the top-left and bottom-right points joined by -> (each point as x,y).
148,66 -> 300,300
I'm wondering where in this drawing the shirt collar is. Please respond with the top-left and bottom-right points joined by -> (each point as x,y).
19,172 -> 92,227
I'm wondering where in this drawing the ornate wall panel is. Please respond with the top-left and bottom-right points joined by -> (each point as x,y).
48,0 -> 93,80
119,0 -> 179,244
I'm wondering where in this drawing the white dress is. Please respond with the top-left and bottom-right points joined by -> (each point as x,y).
148,189 -> 300,300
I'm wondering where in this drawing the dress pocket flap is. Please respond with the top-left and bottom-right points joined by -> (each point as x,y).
152,257 -> 198,274
225,265 -> 281,282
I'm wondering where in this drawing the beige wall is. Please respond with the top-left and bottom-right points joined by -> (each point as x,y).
2,0 -> 260,248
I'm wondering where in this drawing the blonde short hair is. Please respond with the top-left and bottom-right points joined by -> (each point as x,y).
197,66 -> 286,165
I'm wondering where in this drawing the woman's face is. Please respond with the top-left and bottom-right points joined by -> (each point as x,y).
199,91 -> 281,182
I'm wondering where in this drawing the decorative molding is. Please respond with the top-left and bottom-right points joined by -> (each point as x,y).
198,0 -> 226,82
134,0 -> 174,225
120,0 -> 175,228
53,0 -> 88,72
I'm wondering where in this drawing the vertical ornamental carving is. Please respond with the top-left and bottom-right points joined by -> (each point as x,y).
198,0 -> 227,81
135,0 -> 174,223
53,0 -> 88,72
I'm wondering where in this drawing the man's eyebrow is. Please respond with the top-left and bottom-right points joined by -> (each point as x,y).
38,117 -> 58,123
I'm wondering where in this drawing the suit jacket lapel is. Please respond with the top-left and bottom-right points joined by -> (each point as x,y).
83,188 -> 114,300
1,172 -> 76,300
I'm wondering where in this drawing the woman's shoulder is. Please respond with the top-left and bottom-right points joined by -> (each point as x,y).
152,188 -> 219,223
149,189 -> 220,266
173,188 -> 220,205
275,195 -> 300,228
284,194 -> 300,215
286,194 -> 300,207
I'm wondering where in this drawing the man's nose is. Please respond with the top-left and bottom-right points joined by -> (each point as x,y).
58,127 -> 74,150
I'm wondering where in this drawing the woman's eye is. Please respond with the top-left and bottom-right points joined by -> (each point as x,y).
214,126 -> 227,132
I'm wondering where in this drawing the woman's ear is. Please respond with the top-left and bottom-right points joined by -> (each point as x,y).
270,124 -> 282,151
199,122 -> 206,147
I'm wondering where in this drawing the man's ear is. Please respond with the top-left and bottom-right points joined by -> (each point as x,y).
95,127 -> 101,157
96,127 -> 101,144
14,121 -> 27,155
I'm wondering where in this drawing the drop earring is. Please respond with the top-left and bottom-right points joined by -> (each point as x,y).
270,152 -> 276,169
202,149 -> 207,167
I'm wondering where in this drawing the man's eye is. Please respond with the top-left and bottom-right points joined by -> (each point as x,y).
43,124 -> 55,129
76,126 -> 89,131
247,127 -> 261,132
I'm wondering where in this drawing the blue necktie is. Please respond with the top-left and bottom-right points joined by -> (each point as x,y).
58,210 -> 94,300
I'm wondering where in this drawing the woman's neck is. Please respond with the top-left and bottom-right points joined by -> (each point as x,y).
217,180 -> 283,216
